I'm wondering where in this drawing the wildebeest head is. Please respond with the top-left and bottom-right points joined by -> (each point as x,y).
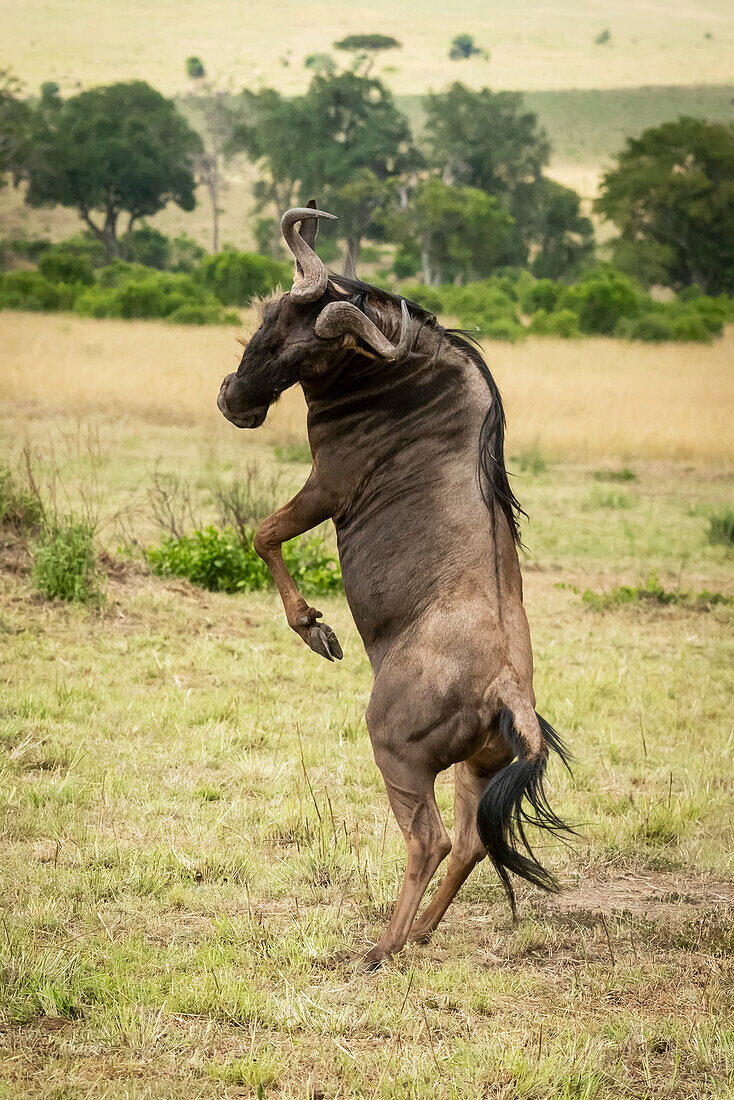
217,201 -> 412,429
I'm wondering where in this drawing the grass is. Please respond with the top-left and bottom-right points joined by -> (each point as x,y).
8,1 -> 734,98
2,311 -> 734,465
0,315 -> 732,1096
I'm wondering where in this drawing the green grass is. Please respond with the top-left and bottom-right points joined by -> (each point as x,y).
399,84 -> 734,165
0,415 -> 732,1097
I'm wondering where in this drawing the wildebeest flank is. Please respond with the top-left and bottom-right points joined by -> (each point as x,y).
217,203 -> 574,968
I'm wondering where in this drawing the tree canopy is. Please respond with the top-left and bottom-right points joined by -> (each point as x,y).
425,84 -> 550,205
232,72 -> 418,266
25,81 -> 200,259
384,177 -> 515,285
596,117 -> 734,294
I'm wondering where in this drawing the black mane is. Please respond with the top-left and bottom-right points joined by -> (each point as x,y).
329,274 -> 524,547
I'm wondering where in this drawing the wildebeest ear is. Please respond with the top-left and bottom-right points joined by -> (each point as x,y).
298,198 -> 319,251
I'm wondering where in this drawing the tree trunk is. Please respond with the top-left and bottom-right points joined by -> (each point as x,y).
343,235 -> 361,278
81,208 -> 120,262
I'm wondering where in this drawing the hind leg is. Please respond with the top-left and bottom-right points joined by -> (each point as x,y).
407,757 -> 500,943
362,754 -> 451,970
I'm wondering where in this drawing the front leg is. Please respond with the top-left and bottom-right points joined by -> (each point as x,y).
253,469 -> 343,661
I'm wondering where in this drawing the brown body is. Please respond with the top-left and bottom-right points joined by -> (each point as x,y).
219,206 -> 572,968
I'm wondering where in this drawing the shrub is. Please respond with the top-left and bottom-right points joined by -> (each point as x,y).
170,234 -> 205,274
559,267 -> 641,335
479,316 -> 524,342
529,308 -> 580,337
615,313 -> 675,343
145,525 -> 342,596
96,260 -> 153,287
520,278 -> 562,315
125,226 -> 172,270
580,574 -> 732,611
199,250 -> 291,306
0,270 -> 75,312
392,248 -> 420,279
31,520 -> 101,603
167,303 -> 240,325
75,270 -> 234,323
707,510 -> 734,547
72,285 -> 123,319
400,284 -> 445,314
38,247 -> 95,286
185,56 -> 205,79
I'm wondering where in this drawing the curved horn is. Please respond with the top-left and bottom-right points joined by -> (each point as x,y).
314,300 -> 413,363
281,207 -> 337,304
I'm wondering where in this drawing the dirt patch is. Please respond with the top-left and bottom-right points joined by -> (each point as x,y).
549,870 -> 734,919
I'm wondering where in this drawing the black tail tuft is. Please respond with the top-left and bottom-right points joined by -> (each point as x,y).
477,710 -> 576,919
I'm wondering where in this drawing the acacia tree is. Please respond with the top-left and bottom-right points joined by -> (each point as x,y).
333,34 -> 401,76
596,117 -> 734,293
26,81 -> 200,259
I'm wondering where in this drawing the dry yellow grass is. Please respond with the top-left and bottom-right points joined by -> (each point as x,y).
10,0 -> 734,96
1,310 -> 732,464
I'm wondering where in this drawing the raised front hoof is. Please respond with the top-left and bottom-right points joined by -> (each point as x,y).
307,622 -> 343,662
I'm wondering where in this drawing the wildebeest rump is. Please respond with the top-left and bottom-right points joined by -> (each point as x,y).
217,203 -> 573,968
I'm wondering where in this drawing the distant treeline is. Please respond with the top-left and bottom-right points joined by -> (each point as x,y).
1,65 -> 732,338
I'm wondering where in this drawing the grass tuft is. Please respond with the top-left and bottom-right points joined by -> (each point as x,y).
707,508 -> 734,547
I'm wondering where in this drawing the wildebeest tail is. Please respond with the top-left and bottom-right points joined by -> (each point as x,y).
476,708 -> 575,918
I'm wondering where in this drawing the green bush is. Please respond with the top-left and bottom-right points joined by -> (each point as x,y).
528,308 -> 580,338
124,226 -> 172,270
75,270 -> 235,323
476,315 -> 524,342
96,260 -> 155,288
167,303 -> 240,325
669,311 -> 712,343
0,270 -> 76,312
707,510 -> 734,547
199,250 -> 291,306
145,525 -> 342,596
615,313 -> 675,343
31,520 -> 101,603
401,284 -> 445,314
520,278 -> 563,315
559,267 -> 641,335
38,247 -> 95,286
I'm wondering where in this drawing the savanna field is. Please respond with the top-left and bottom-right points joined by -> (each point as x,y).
0,311 -> 732,1097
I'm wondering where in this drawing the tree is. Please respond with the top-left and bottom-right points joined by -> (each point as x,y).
333,34 -> 401,75
232,72 -> 418,268
0,69 -> 31,188
185,56 -> 206,79
596,117 -> 734,293
183,65 -> 244,252
448,34 -> 486,60
25,81 -> 200,260
424,83 -> 592,275
520,177 -> 594,279
425,84 -> 550,206
383,177 -> 515,285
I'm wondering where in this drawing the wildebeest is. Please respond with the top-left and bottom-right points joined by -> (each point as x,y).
218,203 -> 573,968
